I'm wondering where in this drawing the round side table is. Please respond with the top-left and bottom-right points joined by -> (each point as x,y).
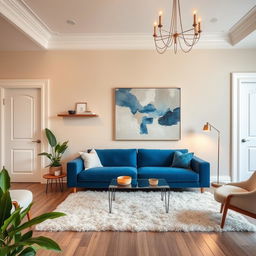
43,173 -> 66,193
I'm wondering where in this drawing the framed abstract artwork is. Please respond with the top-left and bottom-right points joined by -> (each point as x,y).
115,88 -> 181,140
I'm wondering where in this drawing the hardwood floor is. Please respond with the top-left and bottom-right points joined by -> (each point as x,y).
11,183 -> 256,256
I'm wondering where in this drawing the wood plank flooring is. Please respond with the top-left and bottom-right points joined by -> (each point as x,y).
11,183 -> 256,256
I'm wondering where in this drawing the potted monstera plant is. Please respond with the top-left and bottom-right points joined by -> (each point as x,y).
39,128 -> 68,175
0,167 -> 65,255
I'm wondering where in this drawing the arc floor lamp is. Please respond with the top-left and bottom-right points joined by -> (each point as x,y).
203,122 -> 223,187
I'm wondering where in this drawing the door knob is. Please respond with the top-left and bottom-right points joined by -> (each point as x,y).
241,138 -> 249,143
32,139 -> 41,143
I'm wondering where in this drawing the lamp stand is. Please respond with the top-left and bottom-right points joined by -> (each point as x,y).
208,124 -> 223,188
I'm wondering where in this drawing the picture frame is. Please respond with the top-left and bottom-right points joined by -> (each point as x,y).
75,102 -> 87,114
115,87 -> 181,141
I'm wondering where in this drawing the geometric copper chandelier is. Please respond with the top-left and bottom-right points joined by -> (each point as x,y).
153,0 -> 202,54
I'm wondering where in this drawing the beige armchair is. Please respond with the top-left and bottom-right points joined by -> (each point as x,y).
214,171 -> 256,228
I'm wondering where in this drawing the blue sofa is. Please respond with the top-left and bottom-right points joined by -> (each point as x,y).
67,149 -> 210,191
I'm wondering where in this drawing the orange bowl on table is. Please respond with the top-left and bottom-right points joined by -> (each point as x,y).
149,178 -> 159,186
117,176 -> 132,185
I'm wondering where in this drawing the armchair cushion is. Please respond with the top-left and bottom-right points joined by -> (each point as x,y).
10,190 -> 33,209
214,185 -> 248,203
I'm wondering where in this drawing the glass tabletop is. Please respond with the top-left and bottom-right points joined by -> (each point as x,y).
109,179 -> 170,189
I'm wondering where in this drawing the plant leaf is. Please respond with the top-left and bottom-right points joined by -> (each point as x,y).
45,128 -> 57,147
0,190 -> 12,227
20,230 -> 33,242
20,203 -> 33,222
9,212 -> 65,236
18,247 -> 36,256
19,236 -> 61,252
38,152 -> 52,160
1,208 -> 21,233
0,167 -> 10,192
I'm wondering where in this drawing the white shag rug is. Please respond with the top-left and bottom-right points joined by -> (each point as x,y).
36,191 -> 256,232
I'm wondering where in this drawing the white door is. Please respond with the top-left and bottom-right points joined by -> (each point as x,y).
3,88 -> 41,182
239,78 -> 256,181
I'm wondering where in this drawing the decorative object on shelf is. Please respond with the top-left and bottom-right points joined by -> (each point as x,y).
38,128 -> 68,175
75,102 -> 87,114
115,88 -> 181,140
203,122 -> 222,187
149,178 -> 159,186
0,167 -> 65,255
68,110 -> 76,114
153,0 -> 202,54
117,176 -> 132,185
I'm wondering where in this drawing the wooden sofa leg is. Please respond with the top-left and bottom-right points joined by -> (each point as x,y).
220,203 -> 224,213
200,188 -> 205,193
72,187 -> 77,193
221,204 -> 229,228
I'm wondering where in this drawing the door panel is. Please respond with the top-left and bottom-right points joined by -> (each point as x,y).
240,81 -> 256,180
4,88 -> 41,182
12,95 -> 34,139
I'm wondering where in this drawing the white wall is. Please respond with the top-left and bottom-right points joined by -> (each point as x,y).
0,49 -> 256,180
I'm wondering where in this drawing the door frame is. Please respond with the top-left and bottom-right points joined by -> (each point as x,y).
0,79 -> 49,182
231,73 -> 256,182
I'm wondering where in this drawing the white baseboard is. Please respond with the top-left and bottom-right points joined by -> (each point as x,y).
210,175 -> 231,183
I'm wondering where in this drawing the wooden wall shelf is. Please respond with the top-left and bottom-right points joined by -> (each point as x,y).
57,113 -> 98,117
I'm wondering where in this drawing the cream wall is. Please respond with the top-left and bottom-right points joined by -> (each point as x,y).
0,49 -> 256,180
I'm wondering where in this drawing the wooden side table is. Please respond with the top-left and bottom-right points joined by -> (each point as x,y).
43,173 -> 66,193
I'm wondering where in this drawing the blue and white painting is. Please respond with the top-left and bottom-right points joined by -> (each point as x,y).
115,88 -> 181,140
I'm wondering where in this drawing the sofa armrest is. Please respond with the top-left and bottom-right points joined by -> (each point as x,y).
191,156 -> 210,187
67,157 -> 84,187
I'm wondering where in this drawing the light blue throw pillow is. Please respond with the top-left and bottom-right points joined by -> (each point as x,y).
171,151 -> 194,168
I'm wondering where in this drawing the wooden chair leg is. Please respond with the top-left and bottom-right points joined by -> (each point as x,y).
27,211 -> 31,221
221,204 -> 229,228
220,203 -> 224,213
72,187 -> 77,193
200,188 -> 205,193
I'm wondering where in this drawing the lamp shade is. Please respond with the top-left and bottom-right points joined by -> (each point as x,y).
203,122 -> 211,131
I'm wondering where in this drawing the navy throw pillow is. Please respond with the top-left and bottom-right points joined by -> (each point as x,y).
171,151 -> 194,168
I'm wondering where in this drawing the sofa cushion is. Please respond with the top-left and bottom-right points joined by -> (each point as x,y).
78,166 -> 137,182
171,151 -> 194,168
137,167 -> 199,182
79,149 -> 103,170
137,149 -> 188,167
95,149 -> 137,167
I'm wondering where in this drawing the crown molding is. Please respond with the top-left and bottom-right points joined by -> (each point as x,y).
229,6 -> 256,45
48,32 -> 232,50
0,0 -> 51,48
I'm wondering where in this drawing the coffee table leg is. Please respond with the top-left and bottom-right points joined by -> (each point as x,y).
46,179 -> 49,194
161,189 -> 164,201
113,189 -> 116,201
165,189 -> 170,213
108,188 -> 112,213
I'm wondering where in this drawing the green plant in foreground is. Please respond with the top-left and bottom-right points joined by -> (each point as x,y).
0,167 -> 66,256
38,128 -> 68,167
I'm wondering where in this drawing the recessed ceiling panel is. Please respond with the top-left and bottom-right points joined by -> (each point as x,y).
23,0 -> 255,34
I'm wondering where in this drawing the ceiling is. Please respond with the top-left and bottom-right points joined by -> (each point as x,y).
0,0 -> 255,50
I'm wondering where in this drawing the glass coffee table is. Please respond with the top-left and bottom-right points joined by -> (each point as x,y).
108,179 -> 170,213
